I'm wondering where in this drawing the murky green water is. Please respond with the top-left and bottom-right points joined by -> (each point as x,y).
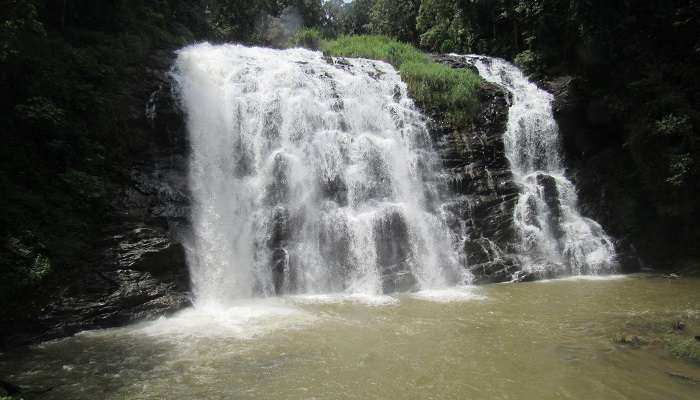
2,275 -> 699,399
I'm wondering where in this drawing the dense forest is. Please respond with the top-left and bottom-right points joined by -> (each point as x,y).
1,0 -> 699,321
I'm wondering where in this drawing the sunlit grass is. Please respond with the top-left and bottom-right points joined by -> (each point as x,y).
320,35 -> 429,66
320,35 -> 480,124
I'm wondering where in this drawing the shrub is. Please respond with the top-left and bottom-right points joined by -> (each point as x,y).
514,49 -> 543,77
289,28 -> 322,50
655,114 -> 692,137
667,153 -> 693,186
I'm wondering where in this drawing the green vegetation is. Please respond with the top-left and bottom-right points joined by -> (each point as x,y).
321,35 -> 480,123
289,28 -> 322,50
665,335 -> 700,364
613,312 -> 700,364
321,35 -> 428,66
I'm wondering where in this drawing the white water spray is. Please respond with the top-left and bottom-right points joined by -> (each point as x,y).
459,55 -> 617,276
172,44 -> 467,305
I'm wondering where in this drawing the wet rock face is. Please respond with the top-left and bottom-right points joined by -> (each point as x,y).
469,258 -> 520,285
374,210 -> 418,293
8,50 -> 194,346
267,206 -> 291,294
429,55 -> 519,283
432,54 -> 480,75
536,173 -> 564,242
24,165 -> 192,344
542,76 -> 641,272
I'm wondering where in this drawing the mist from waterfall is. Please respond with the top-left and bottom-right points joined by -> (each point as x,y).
172,44 -> 468,305
460,55 -> 617,277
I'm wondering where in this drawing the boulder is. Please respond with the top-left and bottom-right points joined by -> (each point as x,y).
374,209 -> 418,293
431,54 -> 480,75
536,174 -> 565,242
469,257 -> 520,285
381,262 -> 419,293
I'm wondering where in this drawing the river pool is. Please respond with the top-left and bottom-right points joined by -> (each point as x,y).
1,274 -> 699,399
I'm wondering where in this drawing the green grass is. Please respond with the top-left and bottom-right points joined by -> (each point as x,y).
320,35 -> 429,66
289,28 -> 322,50
320,35 -> 481,124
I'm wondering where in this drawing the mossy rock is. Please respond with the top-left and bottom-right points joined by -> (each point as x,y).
665,334 -> 700,364
612,333 -> 650,348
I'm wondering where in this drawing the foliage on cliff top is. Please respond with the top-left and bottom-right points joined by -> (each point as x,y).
321,35 -> 481,124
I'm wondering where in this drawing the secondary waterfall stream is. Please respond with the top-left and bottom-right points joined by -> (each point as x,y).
172,44 -> 467,305
461,55 -> 617,277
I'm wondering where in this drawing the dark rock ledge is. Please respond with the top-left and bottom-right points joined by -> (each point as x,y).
428,54 -> 521,284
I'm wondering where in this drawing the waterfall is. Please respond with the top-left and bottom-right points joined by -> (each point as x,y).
172,44 -> 467,305
461,55 -> 617,277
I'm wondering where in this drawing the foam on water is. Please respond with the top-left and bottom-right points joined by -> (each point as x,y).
534,274 -> 628,283
288,293 -> 399,306
81,300 -> 311,341
409,287 -> 486,303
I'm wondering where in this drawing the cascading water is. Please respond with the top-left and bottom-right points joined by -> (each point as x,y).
172,44 -> 467,305
460,55 -> 617,277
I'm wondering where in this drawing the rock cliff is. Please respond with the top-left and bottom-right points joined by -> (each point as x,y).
430,55 -> 519,283
1,51 -> 193,347
2,52 -> 517,347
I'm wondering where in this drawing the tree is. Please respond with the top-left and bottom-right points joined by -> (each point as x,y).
344,0 -> 373,35
417,0 -> 468,52
369,0 -> 420,42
